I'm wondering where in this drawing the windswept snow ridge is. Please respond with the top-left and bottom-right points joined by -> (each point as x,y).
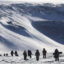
0,3 -> 64,52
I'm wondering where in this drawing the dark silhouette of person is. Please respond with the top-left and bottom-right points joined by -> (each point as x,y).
6,53 -> 8,56
15,51 -> 18,56
35,50 -> 40,61
28,50 -> 32,58
4,53 -> 6,56
42,48 -> 47,58
53,49 -> 60,61
11,51 -> 14,56
23,50 -> 27,60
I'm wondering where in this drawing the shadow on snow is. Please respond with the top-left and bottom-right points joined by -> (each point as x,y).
32,21 -> 64,44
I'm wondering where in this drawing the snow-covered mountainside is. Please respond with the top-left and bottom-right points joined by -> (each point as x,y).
0,2 -> 64,52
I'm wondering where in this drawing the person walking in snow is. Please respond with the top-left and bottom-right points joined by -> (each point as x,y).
15,51 -> 18,56
28,50 -> 32,58
42,48 -> 47,58
23,50 -> 27,60
53,49 -> 60,61
11,50 -> 14,56
35,50 -> 40,61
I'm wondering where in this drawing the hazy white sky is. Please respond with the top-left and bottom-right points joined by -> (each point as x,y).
0,0 -> 64,4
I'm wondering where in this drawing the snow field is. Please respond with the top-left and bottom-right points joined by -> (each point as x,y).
0,52 -> 64,64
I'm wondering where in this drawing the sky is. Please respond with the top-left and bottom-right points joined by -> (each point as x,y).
0,0 -> 64,4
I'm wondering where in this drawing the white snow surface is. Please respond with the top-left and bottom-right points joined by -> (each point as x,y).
0,1 -> 64,53
0,52 -> 64,64
0,1 -> 64,64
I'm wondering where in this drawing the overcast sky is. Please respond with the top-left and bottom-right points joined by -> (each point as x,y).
0,0 -> 64,4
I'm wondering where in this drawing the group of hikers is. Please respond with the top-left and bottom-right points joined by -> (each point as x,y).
10,48 -> 62,61
11,51 -> 18,56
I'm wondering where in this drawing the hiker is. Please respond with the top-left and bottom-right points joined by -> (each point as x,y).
28,50 -> 32,58
53,49 -> 61,61
23,50 -> 27,60
11,50 -> 14,56
15,51 -> 18,56
35,50 -> 40,61
4,53 -> 6,56
42,48 -> 47,58
6,53 -> 8,56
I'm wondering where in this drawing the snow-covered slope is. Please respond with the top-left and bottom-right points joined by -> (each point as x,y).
0,2 -> 64,52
